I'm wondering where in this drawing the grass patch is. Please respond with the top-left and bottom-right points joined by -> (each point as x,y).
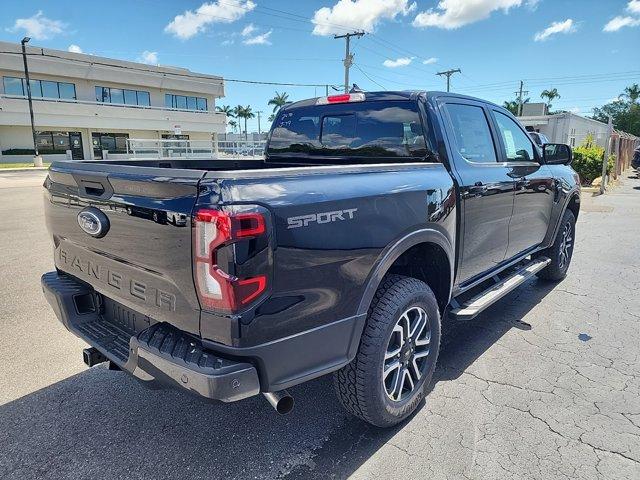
0,162 -> 51,169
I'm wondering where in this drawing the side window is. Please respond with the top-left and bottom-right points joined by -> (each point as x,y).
493,111 -> 535,162
445,104 -> 497,163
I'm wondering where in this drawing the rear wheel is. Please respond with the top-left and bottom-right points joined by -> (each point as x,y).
537,209 -> 576,281
333,275 -> 441,427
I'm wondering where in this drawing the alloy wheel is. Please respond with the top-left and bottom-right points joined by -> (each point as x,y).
383,306 -> 431,402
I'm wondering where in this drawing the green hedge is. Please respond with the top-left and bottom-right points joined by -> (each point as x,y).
572,144 -> 614,186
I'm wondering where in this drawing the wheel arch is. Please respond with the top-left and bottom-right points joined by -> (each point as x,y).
357,229 -> 454,318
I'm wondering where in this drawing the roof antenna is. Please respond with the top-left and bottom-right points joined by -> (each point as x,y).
350,83 -> 364,93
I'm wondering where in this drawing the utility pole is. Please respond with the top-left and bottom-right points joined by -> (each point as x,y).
600,115 -> 613,195
514,81 -> 529,117
436,68 -> 461,92
334,31 -> 365,93
256,110 -> 263,135
21,37 -> 42,167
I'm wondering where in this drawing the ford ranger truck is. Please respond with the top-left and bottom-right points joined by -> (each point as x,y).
41,91 -> 580,427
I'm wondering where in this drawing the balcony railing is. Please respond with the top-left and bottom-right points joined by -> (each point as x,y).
127,138 -> 266,160
0,94 -> 224,116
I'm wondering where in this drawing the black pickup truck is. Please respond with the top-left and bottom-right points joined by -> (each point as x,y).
42,91 -> 580,427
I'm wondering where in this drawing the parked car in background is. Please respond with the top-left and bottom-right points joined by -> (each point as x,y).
632,146 -> 640,170
41,91 -> 580,427
529,131 -> 550,147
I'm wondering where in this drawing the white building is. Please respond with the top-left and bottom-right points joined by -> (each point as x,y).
0,41 -> 226,162
519,112 -> 610,149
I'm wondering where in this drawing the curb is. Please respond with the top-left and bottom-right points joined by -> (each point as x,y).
0,167 -> 49,173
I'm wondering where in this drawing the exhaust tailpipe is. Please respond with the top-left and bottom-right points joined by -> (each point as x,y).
263,391 -> 294,415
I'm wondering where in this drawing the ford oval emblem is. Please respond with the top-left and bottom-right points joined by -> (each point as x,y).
77,207 -> 110,238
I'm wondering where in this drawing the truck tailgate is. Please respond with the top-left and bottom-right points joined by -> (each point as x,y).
44,162 -> 204,335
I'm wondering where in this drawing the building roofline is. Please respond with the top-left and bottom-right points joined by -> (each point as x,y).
0,41 -> 223,82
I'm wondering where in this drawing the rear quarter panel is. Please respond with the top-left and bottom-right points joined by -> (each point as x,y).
200,163 -> 456,346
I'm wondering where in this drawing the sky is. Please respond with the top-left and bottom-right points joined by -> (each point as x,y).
1,0 -> 639,133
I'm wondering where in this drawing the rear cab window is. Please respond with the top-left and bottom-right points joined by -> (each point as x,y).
444,103 -> 497,164
267,100 -> 433,162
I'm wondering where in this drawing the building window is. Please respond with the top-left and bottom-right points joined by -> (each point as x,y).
35,131 -> 72,153
2,76 -> 76,100
165,93 -> 208,111
92,132 -> 130,158
95,86 -> 151,106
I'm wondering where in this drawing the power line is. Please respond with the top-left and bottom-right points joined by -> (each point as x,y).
353,64 -> 386,90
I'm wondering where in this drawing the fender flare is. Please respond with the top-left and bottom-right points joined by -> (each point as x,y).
356,228 -> 455,318
547,188 -> 580,246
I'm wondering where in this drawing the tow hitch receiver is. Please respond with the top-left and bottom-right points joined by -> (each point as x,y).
83,347 -> 107,367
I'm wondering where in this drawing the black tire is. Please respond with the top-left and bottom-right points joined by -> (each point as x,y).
536,209 -> 576,281
333,274 -> 441,427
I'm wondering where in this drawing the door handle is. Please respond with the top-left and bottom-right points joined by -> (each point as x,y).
468,181 -> 488,197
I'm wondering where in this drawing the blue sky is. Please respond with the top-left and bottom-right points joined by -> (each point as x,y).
2,0 -> 639,132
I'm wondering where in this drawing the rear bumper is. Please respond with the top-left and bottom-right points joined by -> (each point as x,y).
41,271 -> 260,402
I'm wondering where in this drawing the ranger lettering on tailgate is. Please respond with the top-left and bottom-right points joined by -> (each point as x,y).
58,248 -> 176,311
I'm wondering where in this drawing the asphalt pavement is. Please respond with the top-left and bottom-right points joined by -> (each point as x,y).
1,169 -> 639,479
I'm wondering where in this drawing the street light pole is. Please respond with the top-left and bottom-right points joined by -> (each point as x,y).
21,37 -> 42,166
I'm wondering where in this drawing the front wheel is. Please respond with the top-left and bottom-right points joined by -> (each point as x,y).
536,209 -> 576,281
333,275 -> 441,427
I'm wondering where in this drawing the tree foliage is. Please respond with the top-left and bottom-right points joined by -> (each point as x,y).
592,84 -> 640,136
268,91 -> 290,113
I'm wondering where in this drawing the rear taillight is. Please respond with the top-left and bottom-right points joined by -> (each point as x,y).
193,207 -> 268,313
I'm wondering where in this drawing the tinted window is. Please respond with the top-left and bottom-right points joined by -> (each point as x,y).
176,95 -> 187,109
165,94 -> 173,108
187,96 -> 197,110
58,82 -> 76,99
110,88 -> 124,104
196,97 -> 207,111
29,79 -> 43,97
41,81 -> 59,98
137,91 -> 150,106
268,100 -> 428,159
494,111 -> 535,162
445,104 -> 497,163
96,86 -> 109,102
321,115 -> 356,149
124,89 -> 137,105
3,77 -> 24,95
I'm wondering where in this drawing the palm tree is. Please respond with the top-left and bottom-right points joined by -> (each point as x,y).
216,104 -> 235,118
619,84 -> 640,104
540,88 -> 560,110
503,97 -> 529,116
228,119 -> 238,133
234,105 -> 255,140
268,91 -> 290,113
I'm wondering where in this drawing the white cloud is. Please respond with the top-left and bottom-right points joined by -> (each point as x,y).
413,0 -> 537,29
8,11 -> 66,40
67,44 -> 83,53
243,30 -> 272,45
165,0 -> 256,39
568,107 -> 581,114
241,23 -> 257,36
137,51 -> 158,65
383,56 -> 414,67
603,1 -> 640,31
312,0 -> 416,36
422,57 -> 438,64
628,0 -> 640,15
221,39 -> 235,46
603,15 -> 640,32
533,18 -> 576,41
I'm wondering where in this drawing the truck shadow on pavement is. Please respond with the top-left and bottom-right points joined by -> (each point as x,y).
0,279 -> 557,480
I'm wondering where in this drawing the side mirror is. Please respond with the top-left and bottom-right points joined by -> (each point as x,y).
543,143 -> 572,165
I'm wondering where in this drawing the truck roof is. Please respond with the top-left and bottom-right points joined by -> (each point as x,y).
281,90 -> 501,111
